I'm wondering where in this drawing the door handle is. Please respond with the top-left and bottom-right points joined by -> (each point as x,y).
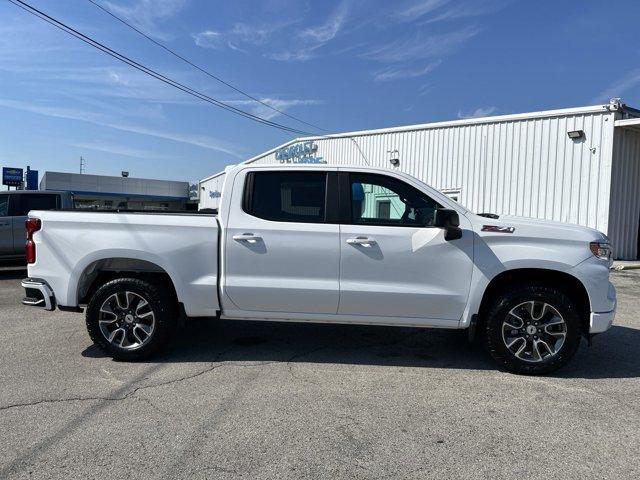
0,222 -> 9,227
346,236 -> 376,247
233,233 -> 262,243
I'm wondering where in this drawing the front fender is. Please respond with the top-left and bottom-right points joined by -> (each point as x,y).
459,231 -> 593,328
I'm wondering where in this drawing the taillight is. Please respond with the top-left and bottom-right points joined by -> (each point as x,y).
25,218 -> 41,264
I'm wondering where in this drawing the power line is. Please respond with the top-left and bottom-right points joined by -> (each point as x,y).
7,0 -> 314,136
86,0 -> 329,134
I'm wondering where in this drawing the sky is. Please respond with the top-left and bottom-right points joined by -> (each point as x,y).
0,0 -> 639,185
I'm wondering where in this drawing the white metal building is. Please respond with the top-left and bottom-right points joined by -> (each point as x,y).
200,100 -> 640,259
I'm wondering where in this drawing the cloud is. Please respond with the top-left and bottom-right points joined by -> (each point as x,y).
363,26 -> 480,62
193,21 -> 291,52
267,1 -> 349,61
225,98 -> 323,121
9,65 -> 204,106
68,142 -> 172,160
594,68 -> 640,103
393,0 -> 508,24
419,0 -> 511,24
457,106 -> 496,119
191,30 -> 223,49
227,41 -> 248,53
417,83 -> 432,96
229,23 -> 275,45
394,0 -> 450,22
0,98 -> 244,158
373,60 -> 442,82
265,51 -> 314,62
100,0 -> 187,40
299,5 -> 347,43
106,123 -> 244,158
192,3 -> 347,60
0,98 -> 106,124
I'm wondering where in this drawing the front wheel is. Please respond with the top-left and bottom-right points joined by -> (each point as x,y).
86,277 -> 177,361
484,284 -> 582,375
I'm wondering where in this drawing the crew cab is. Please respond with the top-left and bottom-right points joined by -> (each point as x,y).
21,165 -> 616,374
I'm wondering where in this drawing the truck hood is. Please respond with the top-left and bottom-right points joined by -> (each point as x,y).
468,213 -> 609,243
465,213 -> 609,270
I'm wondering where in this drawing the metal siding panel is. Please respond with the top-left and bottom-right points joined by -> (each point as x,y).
609,127 -> 640,259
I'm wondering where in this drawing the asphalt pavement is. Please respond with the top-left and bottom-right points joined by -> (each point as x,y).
1,263 -> 639,480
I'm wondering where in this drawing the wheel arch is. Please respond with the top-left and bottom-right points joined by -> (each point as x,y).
476,268 -> 591,335
76,257 -> 179,307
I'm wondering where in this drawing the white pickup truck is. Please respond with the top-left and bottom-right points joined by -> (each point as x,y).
21,164 -> 616,374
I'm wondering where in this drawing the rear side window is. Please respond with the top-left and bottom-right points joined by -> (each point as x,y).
0,194 -> 8,216
15,194 -> 60,216
245,171 -> 327,223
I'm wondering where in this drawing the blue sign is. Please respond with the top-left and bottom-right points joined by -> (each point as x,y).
276,141 -> 325,164
26,169 -> 39,190
209,190 -> 221,198
2,167 -> 23,187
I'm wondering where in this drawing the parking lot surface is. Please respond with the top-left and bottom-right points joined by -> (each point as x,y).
1,264 -> 639,480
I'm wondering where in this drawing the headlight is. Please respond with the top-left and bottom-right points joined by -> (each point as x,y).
590,242 -> 612,261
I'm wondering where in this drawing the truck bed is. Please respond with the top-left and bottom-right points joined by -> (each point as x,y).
27,210 -> 220,317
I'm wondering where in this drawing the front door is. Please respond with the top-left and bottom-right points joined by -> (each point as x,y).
0,194 -> 12,256
223,170 -> 340,315
338,172 -> 474,322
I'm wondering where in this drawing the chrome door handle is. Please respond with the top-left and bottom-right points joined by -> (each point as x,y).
233,233 -> 262,243
346,236 -> 376,246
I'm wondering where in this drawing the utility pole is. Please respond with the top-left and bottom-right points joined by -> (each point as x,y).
79,156 -> 86,174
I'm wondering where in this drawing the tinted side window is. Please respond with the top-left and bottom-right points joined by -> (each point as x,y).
246,171 -> 326,223
15,194 -> 60,216
349,173 -> 441,227
0,194 -> 8,216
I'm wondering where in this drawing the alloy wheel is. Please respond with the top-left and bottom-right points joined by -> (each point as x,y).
98,291 -> 156,350
501,301 -> 567,363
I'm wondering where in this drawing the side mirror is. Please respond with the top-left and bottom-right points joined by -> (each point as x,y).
434,209 -> 462,241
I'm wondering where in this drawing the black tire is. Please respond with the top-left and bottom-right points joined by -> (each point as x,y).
86,277 -> 178,361
484,284 -> 582,375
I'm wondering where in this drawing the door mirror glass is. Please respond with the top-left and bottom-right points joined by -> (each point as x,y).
434,209 -> 462,241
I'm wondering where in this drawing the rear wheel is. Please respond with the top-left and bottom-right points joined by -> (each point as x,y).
86,277 -> 177,360
484,284 -> 582,374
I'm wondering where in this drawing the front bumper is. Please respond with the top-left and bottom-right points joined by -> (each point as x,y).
21,278 -> 56,311
570,256 -> 616,334
590,309 -> 615,334
588,280 -> 616,334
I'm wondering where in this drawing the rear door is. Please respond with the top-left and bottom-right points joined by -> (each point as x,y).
0,194 -> 12,255
223,169 -> 340,315
337,171 -> 474,323
11,193 -> 60,253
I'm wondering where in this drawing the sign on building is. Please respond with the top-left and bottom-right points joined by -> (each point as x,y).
276,141 -> 325,164
2,167 -> 23,187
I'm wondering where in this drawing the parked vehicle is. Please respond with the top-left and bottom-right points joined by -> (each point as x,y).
0,191 -> 73,261
21,165 -> 616,374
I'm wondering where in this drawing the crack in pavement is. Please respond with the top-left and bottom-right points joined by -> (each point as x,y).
0,357 -> 279,413
0,362 -> 223,413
